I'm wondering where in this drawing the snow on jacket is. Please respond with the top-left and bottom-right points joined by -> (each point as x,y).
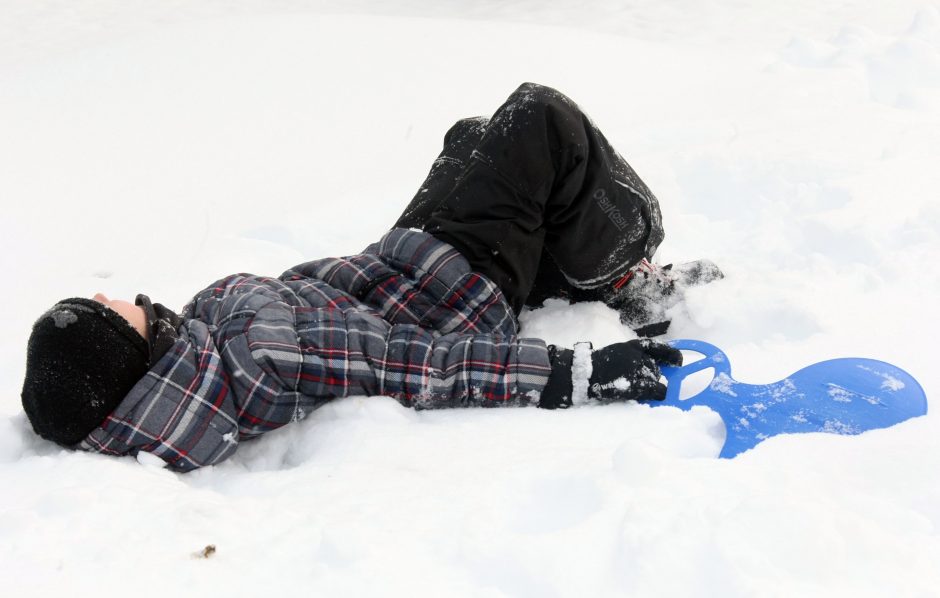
79,228 -> 552,471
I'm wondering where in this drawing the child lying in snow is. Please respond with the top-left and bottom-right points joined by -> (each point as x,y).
21,83 -> 722,471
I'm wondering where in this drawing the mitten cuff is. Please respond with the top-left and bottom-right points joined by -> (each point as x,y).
571,342 -> 594,406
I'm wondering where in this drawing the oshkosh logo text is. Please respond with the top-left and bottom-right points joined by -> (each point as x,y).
593,188 -> 629,232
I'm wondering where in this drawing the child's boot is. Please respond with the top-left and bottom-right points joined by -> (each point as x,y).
607,258 -> 724,336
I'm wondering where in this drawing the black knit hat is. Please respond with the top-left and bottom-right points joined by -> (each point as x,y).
21,298 -> 151,447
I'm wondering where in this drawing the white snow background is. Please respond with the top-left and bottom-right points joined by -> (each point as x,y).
2,1 -> 939,596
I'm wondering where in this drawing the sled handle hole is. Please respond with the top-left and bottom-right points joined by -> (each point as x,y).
662,340 -> 733,404
678,367 -> 715,401
679,349 -> 707,365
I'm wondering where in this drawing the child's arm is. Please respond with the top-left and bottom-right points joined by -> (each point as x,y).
243,299 -> 553,409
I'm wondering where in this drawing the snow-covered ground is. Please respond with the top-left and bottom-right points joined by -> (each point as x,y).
2,1 -> 939,596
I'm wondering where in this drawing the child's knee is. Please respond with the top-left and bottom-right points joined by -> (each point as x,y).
443,116 -> 489,147
512,82 -> 578,113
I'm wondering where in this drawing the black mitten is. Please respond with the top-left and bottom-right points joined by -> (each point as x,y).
588,339 -> 683,401
540,339 -> 683,409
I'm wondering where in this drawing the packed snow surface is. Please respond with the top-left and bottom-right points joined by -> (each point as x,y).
2,1 -> 939,596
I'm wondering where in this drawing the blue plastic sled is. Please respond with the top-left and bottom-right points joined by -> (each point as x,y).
653,339 -> 928,458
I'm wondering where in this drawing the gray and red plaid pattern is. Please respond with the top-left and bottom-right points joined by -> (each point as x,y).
81,229 -> 551,471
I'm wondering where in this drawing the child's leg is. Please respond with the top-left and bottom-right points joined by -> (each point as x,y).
423,83 -> 664,313
396,107 -> 602,308
395,117 -> 489,230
